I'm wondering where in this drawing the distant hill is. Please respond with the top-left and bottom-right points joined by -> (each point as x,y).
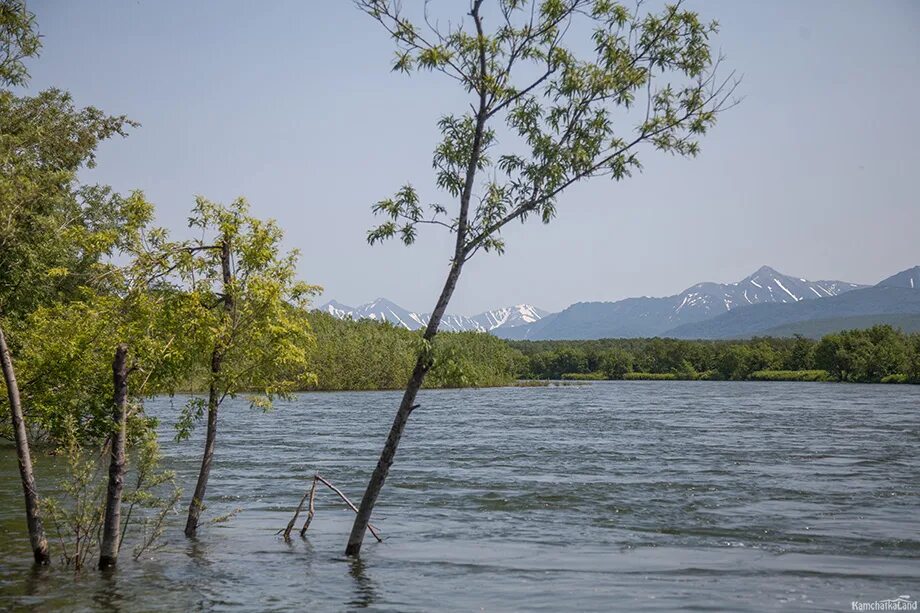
666,284 -> 920,339
758,313 -> 920,338
877,265 -> 920,289
496,266 -> 864,340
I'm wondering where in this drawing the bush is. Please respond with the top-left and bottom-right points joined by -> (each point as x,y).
748,370 -> 831,382
624,372 -> 677,380
561,371 -> 606,380
880,374 -> 909,384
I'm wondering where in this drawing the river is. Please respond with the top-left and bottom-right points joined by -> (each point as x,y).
1,382 -> 918,611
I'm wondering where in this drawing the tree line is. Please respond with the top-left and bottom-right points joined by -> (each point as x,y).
510,326 -> 920,383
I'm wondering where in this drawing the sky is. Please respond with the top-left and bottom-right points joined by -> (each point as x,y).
21,0 -> 920,315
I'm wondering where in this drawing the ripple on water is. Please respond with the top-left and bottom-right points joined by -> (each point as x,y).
1,381 -> 918,611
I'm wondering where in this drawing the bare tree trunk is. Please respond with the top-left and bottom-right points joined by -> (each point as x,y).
0,325 -> 50,565
185,236 -> 232,537
99,344 -> 128,569
345,259 -> 463,555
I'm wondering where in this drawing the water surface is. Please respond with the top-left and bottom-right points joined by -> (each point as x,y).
1,382 -> 918,611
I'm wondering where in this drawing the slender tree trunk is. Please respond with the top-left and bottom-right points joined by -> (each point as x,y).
99,344 -> 128,569
185,236 -> 232,537
345,259 -> 464,555
184,375 -> 220,537
346,4 -> 489,555
0,325 -> 50,565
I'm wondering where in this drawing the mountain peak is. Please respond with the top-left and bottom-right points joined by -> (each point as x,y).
749,265 -> 782,277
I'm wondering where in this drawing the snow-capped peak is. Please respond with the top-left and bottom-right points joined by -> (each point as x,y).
316,299 -> 549,333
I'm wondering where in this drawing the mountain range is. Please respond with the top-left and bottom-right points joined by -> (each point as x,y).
318,265 -> 920,340
318,298 -> 549,333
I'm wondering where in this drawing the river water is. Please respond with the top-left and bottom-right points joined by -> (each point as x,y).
1,382 -> 918,611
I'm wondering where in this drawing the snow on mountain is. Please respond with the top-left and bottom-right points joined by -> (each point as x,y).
316,299 -> 549,333
470,305 -> 549,330
320,300 -> 355,319
668,265 -> 865,324
497,266 -> 867,340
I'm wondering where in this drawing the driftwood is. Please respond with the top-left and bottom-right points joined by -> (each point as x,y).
281,474 -> 382,543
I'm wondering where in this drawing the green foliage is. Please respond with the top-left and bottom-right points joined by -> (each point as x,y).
907,334 -> 920,383
360,0 -> 738,259
597,348 -> 632,379
880,374 -> 909,384
624,372 -> 677,380
514,327 -> 920,384
748,370 -> 831,382
303,312 -> 521,390
561,371 -> 605,380
43,419 -> 179,568
0,0 -> 40,87
0,88 -> 140,322
814,325 -> 909,383
169,197 -> 320,438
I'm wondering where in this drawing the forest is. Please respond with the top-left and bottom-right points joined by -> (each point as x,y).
509,325 -> 920,383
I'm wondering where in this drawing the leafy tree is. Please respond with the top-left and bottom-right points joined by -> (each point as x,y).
174,197 -> 319,537
907,334 -> 920,383
0,0 -> 39,87
16,203 -> 201,568
347,0 -> 738,554
672,358 -> 698,380
814,326 -> 907,383
598,348 -> 632,379
785,334 -> 815,371
0,0 -> 139,565
814,333 -> 843,380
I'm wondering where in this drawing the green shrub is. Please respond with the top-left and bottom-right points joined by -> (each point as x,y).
880,373 -> 909,384
748,370 -> 831,382
561,371 -> 606,381
623,372 -> 677,381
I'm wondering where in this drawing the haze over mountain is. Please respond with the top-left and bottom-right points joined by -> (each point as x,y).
497,266 -> 866,340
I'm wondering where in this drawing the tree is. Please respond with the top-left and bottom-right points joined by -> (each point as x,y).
346,0 -> 738,554
0,325 -> 48,563
0,0 -> 137,565
175,197 -> 319,537
15,217 -> 203,568
785,334 -> 815,371
0,0 -> 40,87
907,334 -> 920,383
98,344 -> 128,570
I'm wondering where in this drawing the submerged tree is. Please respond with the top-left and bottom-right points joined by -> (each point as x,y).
0,0 -> 139,565
346,0 -> 739,554
176,197 -> 319,537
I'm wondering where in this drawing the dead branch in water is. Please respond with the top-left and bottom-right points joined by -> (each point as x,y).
281,474 -> 383,543
282,476 -> 316,540
299,477 -> 317,537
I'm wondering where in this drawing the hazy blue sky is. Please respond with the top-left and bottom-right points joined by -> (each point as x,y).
22,1 -> 920,314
